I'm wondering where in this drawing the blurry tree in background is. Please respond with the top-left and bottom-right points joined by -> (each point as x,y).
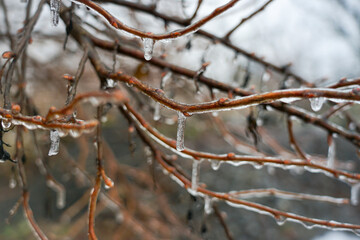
1,0 -> 360,239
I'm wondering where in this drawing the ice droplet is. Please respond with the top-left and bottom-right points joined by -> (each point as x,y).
50,0 -> 61,26
143,38 -> 155,61
106,78 -> 116,88
309,97 -> 325,112
210,160 -> 221,171
191,160 -> 200,192
104,177 -> 114,190
48,129 -> 60,156
204,196 -> 213,215
275,216 -> 287,226
176,112 -> 186,151
351,182 -> 360,205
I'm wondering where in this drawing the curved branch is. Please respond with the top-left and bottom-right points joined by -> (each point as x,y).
73,0 -> 240,40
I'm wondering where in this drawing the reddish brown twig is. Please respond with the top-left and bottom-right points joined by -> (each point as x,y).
120,105 -> 360,234
74,0 -> 240,40
122,102 -> 360,183
224,0 -> 275,39
287,116 -> 309,161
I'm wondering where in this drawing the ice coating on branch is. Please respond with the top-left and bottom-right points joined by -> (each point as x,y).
351,182 -> 360,206
50,0 -> 61,26
279,97 -> 301,103
309,97 -> 325,112
48,129 -> 60,156
191,160 -> 200,193
143,38 -> 155,61
176,112 -> 186,151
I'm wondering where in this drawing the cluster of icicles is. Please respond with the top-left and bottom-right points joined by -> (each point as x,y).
133,91 -> 360,233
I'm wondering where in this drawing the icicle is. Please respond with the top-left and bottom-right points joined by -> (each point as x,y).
9,176 -> 16,189
191,160 -> 200,192
50,0 -> 61,26
204,196 -> 213,215
142,38 -> 155,61
351,182 -> 360,205
262,70 -> 271,82
161,72 -> 172,89
176,112 -> 186,151
48,129 -> 60,156
153,103 -> 161,121
210,160 -> 221,171
327,135 -> 336,168
46,179 -> 66,209
144,146 -> 153,165
309,97 -> 325,112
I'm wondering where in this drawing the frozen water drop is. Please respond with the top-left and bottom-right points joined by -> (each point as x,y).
351,182 -> 360,205
143,38 -> 155,61
309,97 -> 325,112
275,216 -> 287,226
106,78 -> 116,88
210,160 -> 221,171
191,160 -> 200,192
48,129 -> 60,156
176,112 -> 186,151
50,0 -> 61,26
104,177 -> 114,190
